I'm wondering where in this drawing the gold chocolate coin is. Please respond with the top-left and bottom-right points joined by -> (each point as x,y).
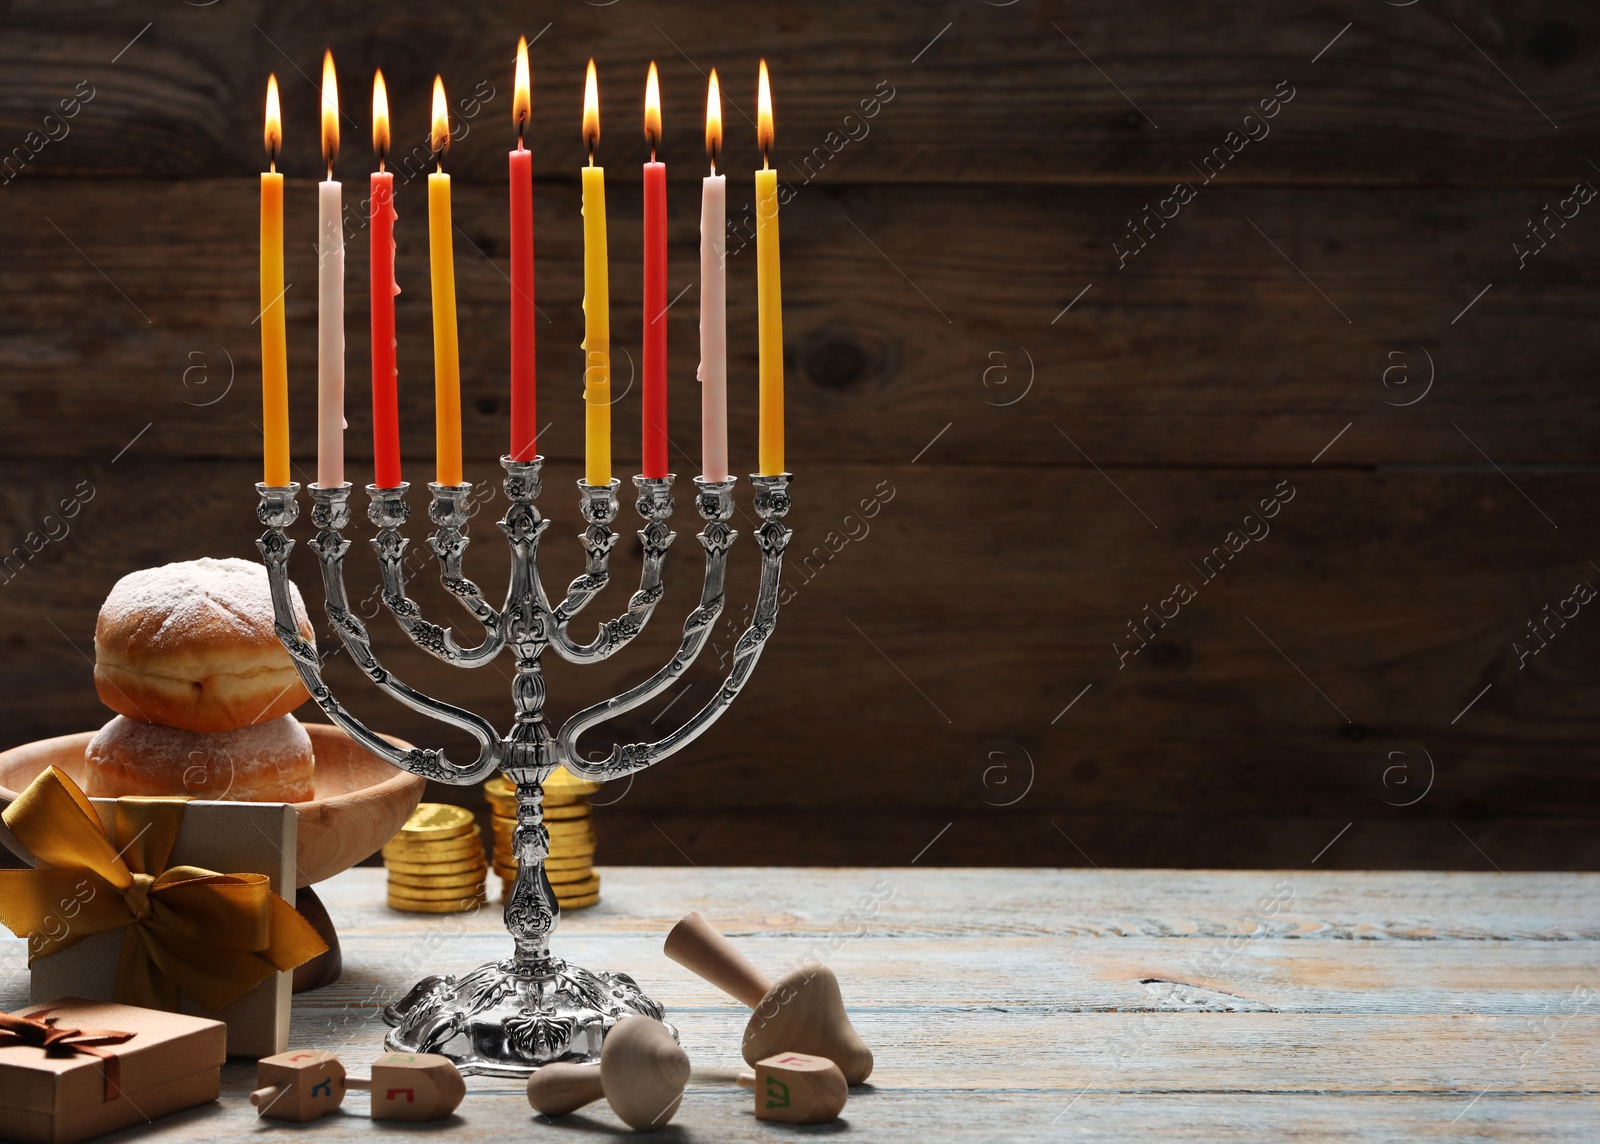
385,856 -> 488,877
496,851 -> 596,872
387,894 -> 488,913
382,834 -> 483,861
544,817 -> 595,833
397,803 -> 476,842
550,870 -> 601,889
387,868 -> 488,890
552,873 -> 601,897
499,881 -> 601,909
384,880 -> 487,901
487,795 -> 585,818
492,857 -> 595,876
540,802 -> 590,821
496,865 -> 594,886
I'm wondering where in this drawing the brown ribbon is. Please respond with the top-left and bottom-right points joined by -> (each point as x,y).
0,1008 -> 134,1100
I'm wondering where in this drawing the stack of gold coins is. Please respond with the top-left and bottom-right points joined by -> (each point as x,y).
382,803 -> 487,913
485,768 -> 602,909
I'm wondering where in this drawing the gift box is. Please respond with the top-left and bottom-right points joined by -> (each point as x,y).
0,997 -> 225,1144
0,768 -> 325,1058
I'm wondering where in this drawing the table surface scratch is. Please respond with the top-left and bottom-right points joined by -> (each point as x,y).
3,867 -> 1598,1141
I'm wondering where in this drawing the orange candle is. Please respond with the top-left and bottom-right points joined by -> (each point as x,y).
429,77 -> 463,487
259,75 -> 290,487
755,61 -> 784,475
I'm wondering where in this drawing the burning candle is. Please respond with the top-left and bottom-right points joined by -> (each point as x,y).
755,60 -> 784,476
370,70 -> 401,489
581,60 -> 610,487
699,70 -> 727,482
260,75 -> 290,488
317,50 -> 345,490
429,76 -> 463,487
509,36 -> 537,462
641,62 -> 668,479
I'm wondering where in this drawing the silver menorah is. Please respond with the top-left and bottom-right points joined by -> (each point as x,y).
254,456 -> 792,1075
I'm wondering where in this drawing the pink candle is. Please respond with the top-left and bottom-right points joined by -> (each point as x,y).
641,62 -> 668,479
316,51 -> 345,489
699,70 -> 727,481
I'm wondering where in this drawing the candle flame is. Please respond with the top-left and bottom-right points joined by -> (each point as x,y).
263,74 -> 281,170
583,59 -> 600,161
431,75 -> 450,165
705,68 -> 722,171
514,36 -> 530,144
321,50 -> 339,172
644,61 -> 661,158
757,59 -> 773,165
372,70 -> 389,164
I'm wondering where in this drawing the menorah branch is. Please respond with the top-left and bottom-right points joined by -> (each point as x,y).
561,472 -> 792,781
372,482 -> 509,668
543,475 -> 677,664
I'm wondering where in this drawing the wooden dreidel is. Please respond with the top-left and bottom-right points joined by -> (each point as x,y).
737,1052 -> 848,1125
526,1016 -> 690,1131
664,911 -> 874,1084
345,1052 -> 465,1122
250,1049 -> 347,1121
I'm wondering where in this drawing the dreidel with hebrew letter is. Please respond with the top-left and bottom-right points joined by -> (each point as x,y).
737,1052 -> 848,1125
251,1050 -> 347,1121
346,1052 -> 466,1121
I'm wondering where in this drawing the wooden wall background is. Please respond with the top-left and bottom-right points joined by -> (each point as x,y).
1,1 -> 1598,869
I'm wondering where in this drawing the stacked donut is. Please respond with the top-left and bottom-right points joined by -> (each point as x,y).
84,557 -> 319,802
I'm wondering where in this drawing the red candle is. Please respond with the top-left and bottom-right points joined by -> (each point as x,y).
370,71 -> 401,488
509,36 -> 537,461
641,61 -> 668,478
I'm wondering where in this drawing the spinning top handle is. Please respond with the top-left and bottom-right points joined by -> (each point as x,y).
663,911 -> 774,1009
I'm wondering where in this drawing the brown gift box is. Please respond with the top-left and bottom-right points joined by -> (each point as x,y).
0,998 -> 225,1144
26,800 -> 298,1058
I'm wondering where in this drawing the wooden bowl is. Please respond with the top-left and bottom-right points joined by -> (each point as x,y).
0,723 -> 425,888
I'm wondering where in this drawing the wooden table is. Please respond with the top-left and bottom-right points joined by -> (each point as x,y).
3,867 -> 1597,1140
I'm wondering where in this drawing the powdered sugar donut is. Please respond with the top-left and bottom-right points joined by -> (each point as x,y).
93,556 -> 316,733
84,713 -> 315,802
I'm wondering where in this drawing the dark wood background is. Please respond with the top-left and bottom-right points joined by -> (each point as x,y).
2,1 -> 1598,869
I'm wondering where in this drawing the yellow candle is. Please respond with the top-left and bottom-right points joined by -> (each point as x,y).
428,77 -> 462,487
581,60 -> 610,487
756,61 -> 784,476
260,75 -> 290,487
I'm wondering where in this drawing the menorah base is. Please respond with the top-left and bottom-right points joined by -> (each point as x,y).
381,955 -> 673,1076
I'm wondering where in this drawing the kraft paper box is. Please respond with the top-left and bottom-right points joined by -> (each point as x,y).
27,800 -> 297,1058
0,997 -> 225,1144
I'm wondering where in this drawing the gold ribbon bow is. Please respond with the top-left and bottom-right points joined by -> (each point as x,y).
0,766 -> 326,1013
0,1008 -> 135,1099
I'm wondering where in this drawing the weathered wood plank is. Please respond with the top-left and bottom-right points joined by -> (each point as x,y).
2,2 -> 1598,184
303,868 -> 1600,943
2,180 -> 1598,466
2,459 -> 1598,867
5,1087 -> 1591,1143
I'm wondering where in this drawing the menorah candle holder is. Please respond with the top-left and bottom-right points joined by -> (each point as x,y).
255,456 -> 793,1076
